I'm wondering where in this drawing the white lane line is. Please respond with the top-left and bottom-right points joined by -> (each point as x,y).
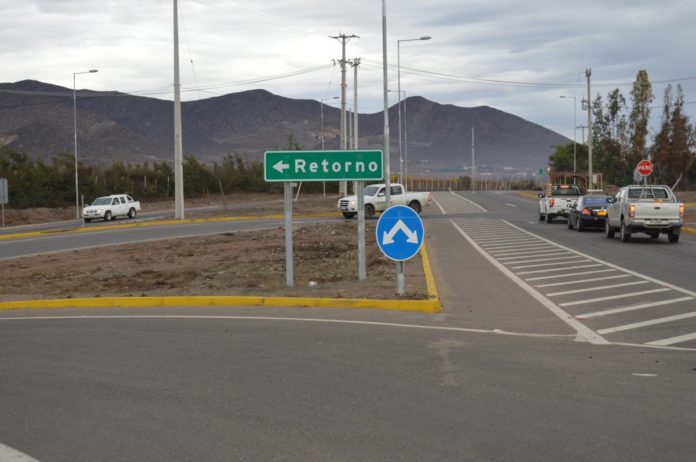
512,259 -> 590,269
498,252 -> 570,261
503,220 -> 696,298
527,269 -> 618,281
481,241 -> 543,250
449,220 -> 608,344
546,280 -> 649,296
487,244 -> 549,253
646,331 -> 696,346
449,190 -> 488,212
576,297 -> 695,319
518,264 -> 603,275
0,315 -> 574,340
432,196 -> 448,214
505,203 -> 518,208
469,236 -> 531,243
598,311 -> 696,335
0,443 -> 41,461
507,255 -> 581,265
559,288 -> 671,307
534,274 -> 631,288
490,248 -> 561,257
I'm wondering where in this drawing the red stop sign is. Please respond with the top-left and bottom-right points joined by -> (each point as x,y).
637,160 -> 653,176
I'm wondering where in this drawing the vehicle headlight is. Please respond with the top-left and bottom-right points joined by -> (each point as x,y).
350,200 -> 357,206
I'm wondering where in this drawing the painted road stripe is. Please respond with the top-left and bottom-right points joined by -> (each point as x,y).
497,251 -> 569,261
449,191 -> 488,212
507,255 -> 581,265
576,297 -> 695,319
512,259 -> 589,270
449,221 -> 608,345
517,264 -> 603,275
432,197 -> 447,214
646,332 -> 696,346
0,442 -> 41,461
489,247 -> 559,257
526,269 -> 618,281
481,242 -> 544,250
546,280 -> 649,297
470,236 -> 531,243
598,311 -> 696,335
559,288 -> 671,307
505,203 -> 518,208
534,274 -> 630,288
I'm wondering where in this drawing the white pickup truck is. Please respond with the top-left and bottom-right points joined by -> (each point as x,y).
605,185 -> 684,243
337,183 -> 432,218
82,194 -> 141,223
539,184 -> 583,223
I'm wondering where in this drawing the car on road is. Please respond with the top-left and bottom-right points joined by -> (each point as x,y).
82,194 -> 141,223
605,185 -> 684,243
338,183 -> 431,219
567,194 -> 612,231
539,184 -> 583,223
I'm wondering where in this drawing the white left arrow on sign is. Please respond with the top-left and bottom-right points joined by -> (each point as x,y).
382,219 -> 418,245
273,160 -> 290,173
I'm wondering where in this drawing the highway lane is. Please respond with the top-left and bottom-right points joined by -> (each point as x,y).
1,314 -> 695,462
432,191 -> 696,349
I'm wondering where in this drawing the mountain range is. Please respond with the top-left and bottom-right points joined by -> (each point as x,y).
0,80 -> 569,176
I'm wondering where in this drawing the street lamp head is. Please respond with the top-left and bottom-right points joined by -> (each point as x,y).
89,69 -> 98,73
420,36 -> 432,41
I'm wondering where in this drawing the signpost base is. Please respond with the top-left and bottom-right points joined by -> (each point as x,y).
284,182 -> 293,288
397,261 -> 405,295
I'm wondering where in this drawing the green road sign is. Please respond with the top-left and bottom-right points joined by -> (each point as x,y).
264,150 -> 383,182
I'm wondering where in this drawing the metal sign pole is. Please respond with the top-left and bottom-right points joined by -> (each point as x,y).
397,261 -> 405,294
284,182 -> 294,288
357,180 -> 366,281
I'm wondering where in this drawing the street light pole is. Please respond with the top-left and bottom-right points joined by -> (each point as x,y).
397,36 -> 430,187
559,95 -> 577,174
320,96 -> 339,150
73,69 -> 98,220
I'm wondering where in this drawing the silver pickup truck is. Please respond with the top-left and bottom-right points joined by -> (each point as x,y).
538,184 -> 583,223
605,185 -> 684,243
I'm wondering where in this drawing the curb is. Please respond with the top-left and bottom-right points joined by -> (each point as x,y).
0,241 -> 442,315
0,212 -> 337,241
683,227 -> 696,235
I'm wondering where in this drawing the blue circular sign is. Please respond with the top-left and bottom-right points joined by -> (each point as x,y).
375,205 -> 425,262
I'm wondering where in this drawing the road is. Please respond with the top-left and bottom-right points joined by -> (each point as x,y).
1,191 -> 695,461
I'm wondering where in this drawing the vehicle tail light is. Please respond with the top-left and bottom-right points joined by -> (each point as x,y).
549,198 -> 555,207
628,203 -> 636,218
679,203 -> 685,218
581,208 -> 591,215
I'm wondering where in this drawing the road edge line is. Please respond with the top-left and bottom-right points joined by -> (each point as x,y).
420,239 -> 441,307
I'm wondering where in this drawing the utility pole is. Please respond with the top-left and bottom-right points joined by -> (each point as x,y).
350,58 -> 361,150
381,2 -> 391,207
577,125 -> 587,144
586,68 -> 593,191
173,0 -> 185,219
331,33 -> 358,196
471,127 -> 476,191
350,57 -> 365,282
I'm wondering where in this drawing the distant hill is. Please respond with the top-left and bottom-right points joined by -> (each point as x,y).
0,80 -> 569,176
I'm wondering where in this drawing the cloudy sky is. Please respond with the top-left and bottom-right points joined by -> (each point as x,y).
2,0 -> 694,140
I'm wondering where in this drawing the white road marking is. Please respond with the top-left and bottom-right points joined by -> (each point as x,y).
487,244 -> 550,253
631,373 -> 658,377
576,297 -> 695,319
449,220 -> 609,345
481,241 -> 543,250
546,281 -> 650,297
0,315 -> 574,340
534,274 -> 631,288
509,256 -> 585,267
469,235 -> 529,243
559,288 -> 671,307
432,197 -> 447,214
449,191 -> 488,212
525,268 -> 617,281
597,311 -> 696,335
511,257 -> 590,269
515,262 -> 597,273
505,203 -> 518,208
646,332 -> 696,346
0,443 -> 41,461
490,247 -> 561,257
497,252 -> 570,261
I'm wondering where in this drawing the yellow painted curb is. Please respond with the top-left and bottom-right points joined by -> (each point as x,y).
684,202 -> 696,208
0,295 -> 440,314
0,212 -> 337,241
420,242 -> 440,302
515,191 -> 539,201
683,227 -> 696,235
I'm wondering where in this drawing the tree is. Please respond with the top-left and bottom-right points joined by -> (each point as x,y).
628,70 -> 654,169
549,143 -> 588,173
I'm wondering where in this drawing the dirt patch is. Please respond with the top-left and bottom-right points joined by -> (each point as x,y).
0,221 -> 429,302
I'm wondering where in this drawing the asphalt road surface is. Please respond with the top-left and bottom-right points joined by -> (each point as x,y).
1,191 -> 695,461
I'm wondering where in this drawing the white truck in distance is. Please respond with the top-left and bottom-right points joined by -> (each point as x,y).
338,183 -> 432,218
605,185 -> 684,243
82,194 -> 141,223
539,184 -> 583,223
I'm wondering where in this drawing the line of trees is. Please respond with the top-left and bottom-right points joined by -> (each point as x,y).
549,70 -> 696,189
0,147 -> 341,208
